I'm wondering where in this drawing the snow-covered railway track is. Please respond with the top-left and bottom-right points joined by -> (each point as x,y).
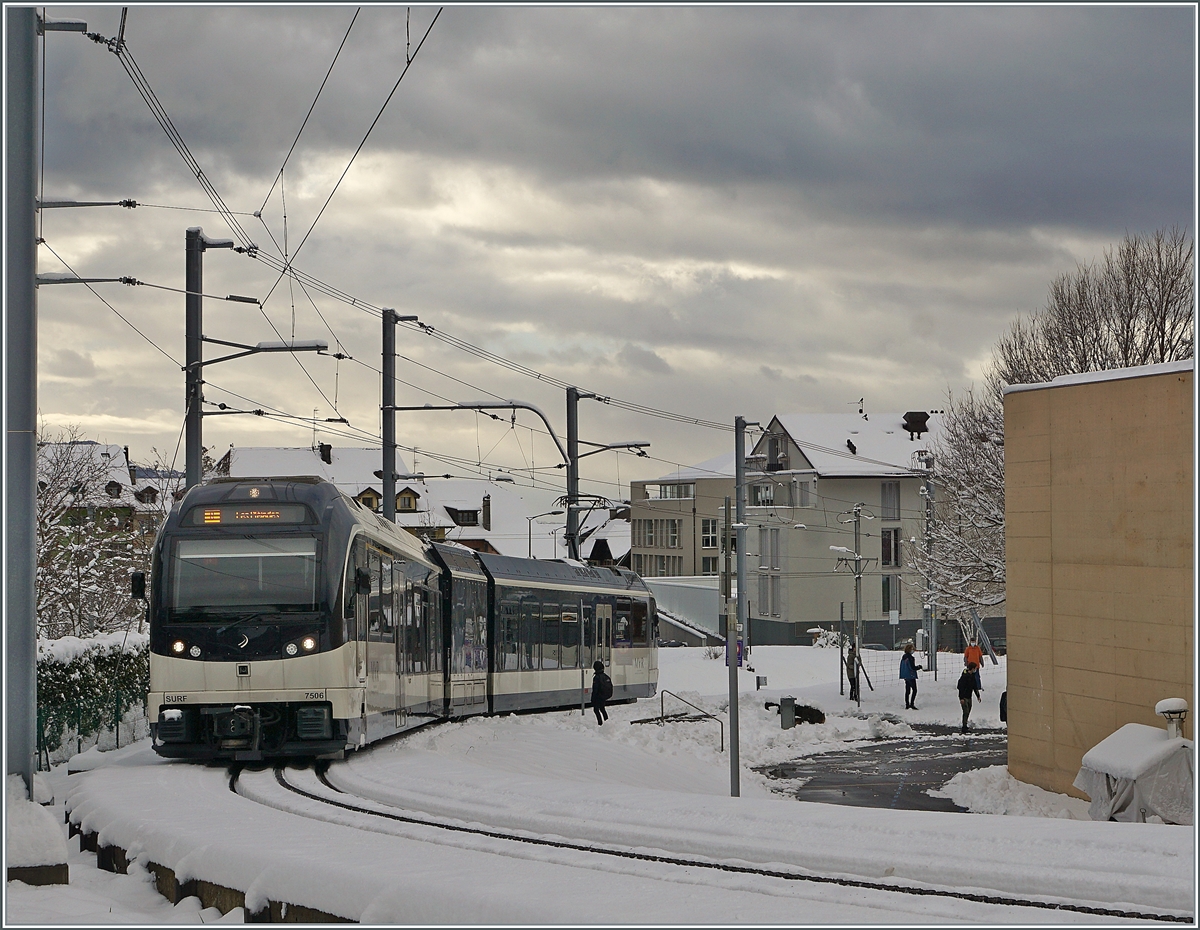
236,764 -> 1191,924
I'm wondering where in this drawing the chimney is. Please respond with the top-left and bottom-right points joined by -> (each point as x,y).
125,445 -> 137,484
482,494 -> 491,531
318,443 -> 333,465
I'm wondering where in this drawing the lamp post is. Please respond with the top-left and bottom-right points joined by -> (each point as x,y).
527,510 -> 564,558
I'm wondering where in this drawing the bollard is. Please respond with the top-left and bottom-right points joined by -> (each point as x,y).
780,695 -> 796,730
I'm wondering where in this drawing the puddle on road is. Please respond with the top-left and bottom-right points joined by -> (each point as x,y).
755,721 -> 1008,813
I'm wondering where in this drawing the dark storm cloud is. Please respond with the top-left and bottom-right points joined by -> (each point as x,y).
45,6 -> 1191,231
32,4 -> 1195,482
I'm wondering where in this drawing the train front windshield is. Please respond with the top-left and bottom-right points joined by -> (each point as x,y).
171,537 -> 319,614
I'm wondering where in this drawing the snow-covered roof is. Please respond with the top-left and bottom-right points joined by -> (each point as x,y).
1003,359 -> 1194,395
224,446 -> 411,493
36,441 -> 159,512
649,451 -> 736,484
1080,722 -> 1193,780
771,413 -> 938,477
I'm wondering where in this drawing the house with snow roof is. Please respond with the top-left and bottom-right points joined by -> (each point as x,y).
37,441 -> 173,534
631,412 -> 942,645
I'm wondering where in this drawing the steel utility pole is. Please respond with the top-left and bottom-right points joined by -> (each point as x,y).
566,386 -> 583,560
378,309 -> 420,521
184,227 -> 235,489
6,8 -> 87,798
383,308 -> 396,520
852,502 -> 865,708
723,496 -> 737,797
6,6 -> 39,798
729,417 -> 748,801
921,453 -> 937,678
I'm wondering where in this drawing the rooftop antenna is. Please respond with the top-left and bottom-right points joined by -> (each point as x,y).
312,408 -> 318,451
849,398 -> 868,421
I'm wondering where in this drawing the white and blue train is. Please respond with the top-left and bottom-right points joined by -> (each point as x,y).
145,476 -> 658,761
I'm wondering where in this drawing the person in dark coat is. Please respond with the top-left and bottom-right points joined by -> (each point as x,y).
899,643 -> 922,710
845,644 -> 859,702
958,663 -> 982,733
591,660 -> 612,725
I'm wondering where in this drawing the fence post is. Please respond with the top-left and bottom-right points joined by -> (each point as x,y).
114,689 -> 121,749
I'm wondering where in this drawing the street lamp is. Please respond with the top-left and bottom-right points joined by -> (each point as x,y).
527,510 -> 564,558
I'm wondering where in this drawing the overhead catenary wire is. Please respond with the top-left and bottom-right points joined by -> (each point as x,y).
257,7 -> 443,309
257,7 -> 360,216
85,12 -> 930,474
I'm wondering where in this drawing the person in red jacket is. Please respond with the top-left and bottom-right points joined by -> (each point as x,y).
964,640 -> 984,692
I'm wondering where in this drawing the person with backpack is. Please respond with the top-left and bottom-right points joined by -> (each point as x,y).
899,643 -> 922,710
591,660 -> 613,725
958,663 -> 982,733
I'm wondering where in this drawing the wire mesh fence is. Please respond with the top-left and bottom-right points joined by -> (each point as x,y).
37,689 -> 149,769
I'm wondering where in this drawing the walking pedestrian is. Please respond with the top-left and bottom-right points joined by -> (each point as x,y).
591,660 -> 612,725
900,643 -> 922,709
964,640 -> 984,692
845,644 -> 859,702
958,663 -> 981,733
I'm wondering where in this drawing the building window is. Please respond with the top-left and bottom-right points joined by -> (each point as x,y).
881,481 -> 900,521
398,492 -> 418,512
758,572 -> 769,616
882,574 -> 902,614
881,528 -> 901,567
665,519 -> 679,549
701,556 -> 719,576
653,483 -> 694,500
770,528 -> 780,570
751,483 -> 774,507
701,518 -> 718,549
794,478 -> 814,508
446,508 -> 479,527
758,527 -> 769,569
770,574 -> 781,617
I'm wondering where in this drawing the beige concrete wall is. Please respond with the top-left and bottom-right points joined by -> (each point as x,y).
1005,367 -> 1194,796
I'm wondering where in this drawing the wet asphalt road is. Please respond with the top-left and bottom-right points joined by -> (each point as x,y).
755,719 -> 1008,812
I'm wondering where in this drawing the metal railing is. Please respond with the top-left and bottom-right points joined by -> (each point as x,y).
659,689 -> 724,752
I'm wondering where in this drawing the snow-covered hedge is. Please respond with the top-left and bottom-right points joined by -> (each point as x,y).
37,631 -> 149,764
807,628 -> 849,649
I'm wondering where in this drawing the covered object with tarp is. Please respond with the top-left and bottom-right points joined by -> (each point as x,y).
1073,723 -> 1193,824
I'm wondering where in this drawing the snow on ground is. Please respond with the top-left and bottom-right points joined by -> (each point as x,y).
5,646 -> 1194,925
931,765 -> 1092,820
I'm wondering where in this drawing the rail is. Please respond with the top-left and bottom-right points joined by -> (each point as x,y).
659,690 -> 723,752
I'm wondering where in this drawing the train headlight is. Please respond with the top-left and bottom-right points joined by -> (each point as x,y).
301,636 -> 317,652
188,645 -> 201,658
285,642 -> 298,656
171,640 -> 186,654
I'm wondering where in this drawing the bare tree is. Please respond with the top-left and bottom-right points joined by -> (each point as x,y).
911,228 -> 1194,634
36,425 -> 144,639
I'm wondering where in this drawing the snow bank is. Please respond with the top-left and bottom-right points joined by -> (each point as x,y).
930,765 -> 1091,820
6,774 -> 68,868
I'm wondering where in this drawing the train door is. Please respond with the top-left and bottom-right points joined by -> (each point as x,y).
364,547 -> 398,727
347,540 -> 367,683
595,600 -> 613,667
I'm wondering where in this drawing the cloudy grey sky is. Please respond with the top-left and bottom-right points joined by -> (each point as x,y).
34,4 -> 1195,503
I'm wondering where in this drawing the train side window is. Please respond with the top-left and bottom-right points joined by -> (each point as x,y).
471,583 -> 486,672
631,597 -> 647,646
369,553 -> 394,642
542,602 -> 560,669
561,600 -> 579,669
452,585 -> 467,675
520,598 -> 540,670
615,597 -> 632,646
